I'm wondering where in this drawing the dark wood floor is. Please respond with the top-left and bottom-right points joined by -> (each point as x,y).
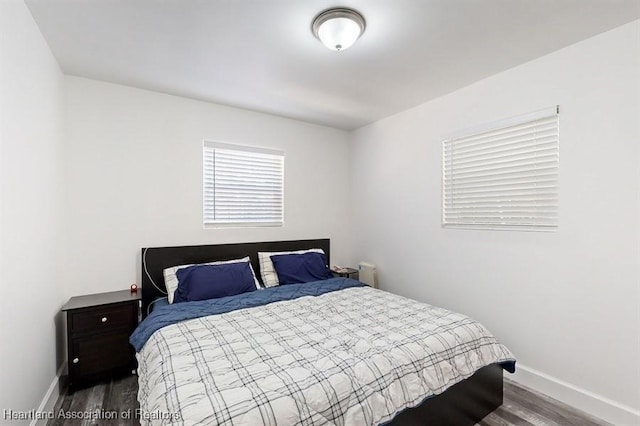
48,375 -> 610,426
482,379 -> 610,426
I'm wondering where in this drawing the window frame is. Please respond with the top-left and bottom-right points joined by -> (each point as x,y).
441,106 -> 559,231
203,140 -> 285,228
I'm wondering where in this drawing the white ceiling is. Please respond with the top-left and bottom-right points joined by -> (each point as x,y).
26,0 -> 639,130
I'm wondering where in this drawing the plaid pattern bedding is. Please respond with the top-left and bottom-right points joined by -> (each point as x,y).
136,286 -> 515,425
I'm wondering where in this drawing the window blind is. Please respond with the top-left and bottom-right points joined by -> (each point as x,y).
203,141 -> 284,226
442,106 -> 559,230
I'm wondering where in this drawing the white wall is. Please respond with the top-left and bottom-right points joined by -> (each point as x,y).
0,0 -> 65,421
349,21 -> 640,424
63,77 -> 351,298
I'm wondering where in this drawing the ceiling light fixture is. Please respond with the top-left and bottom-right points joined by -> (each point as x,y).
311,8 -> 366,52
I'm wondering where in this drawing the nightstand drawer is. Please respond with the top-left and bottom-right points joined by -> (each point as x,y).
70,303 -> 136,333
70,332 -> 133,378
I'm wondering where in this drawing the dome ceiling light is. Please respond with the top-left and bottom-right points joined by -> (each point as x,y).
311,8 -> 366,52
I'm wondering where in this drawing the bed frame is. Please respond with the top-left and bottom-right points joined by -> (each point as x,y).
140,238 -> 504,425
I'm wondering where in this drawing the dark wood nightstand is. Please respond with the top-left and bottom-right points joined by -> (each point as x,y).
62,290 -> 140,392
331,267 -> 359,280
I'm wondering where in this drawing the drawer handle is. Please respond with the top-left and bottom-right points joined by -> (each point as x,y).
101,317 -> 108,323
72,358 -> 79,364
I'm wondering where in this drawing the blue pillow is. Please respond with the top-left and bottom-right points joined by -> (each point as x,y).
173,262 -> 256,303
270,252 -> 333,285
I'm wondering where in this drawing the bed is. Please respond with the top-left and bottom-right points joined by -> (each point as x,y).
133,239 -> 515,425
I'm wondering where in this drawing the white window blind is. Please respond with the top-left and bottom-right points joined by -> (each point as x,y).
442,106 -> 559,230
203,141 -> 284,227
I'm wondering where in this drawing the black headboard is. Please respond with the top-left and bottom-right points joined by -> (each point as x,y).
141,238 -> 330,318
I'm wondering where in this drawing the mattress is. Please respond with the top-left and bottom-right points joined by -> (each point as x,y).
131,278 -> 515,425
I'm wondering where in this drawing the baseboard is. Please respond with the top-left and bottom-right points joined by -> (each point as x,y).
30,364 -> 64,426
511,364 -> 640,426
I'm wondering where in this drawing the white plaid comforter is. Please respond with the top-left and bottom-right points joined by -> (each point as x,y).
136,286 -> 514,425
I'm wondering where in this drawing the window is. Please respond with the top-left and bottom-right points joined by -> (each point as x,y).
203,141 -> 284,227
442,106 -> 559,230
